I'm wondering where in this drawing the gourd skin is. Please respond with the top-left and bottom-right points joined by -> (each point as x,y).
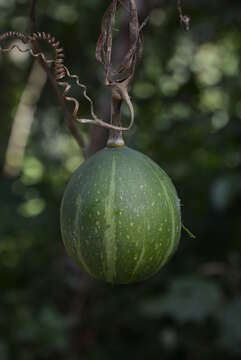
60,146 -> 181,284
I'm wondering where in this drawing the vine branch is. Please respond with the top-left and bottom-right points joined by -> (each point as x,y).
96,0 -> 144,144
0,0 -> 190,153
29,0 -> 86,151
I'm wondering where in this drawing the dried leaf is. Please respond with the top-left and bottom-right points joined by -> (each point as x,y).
96,0 -> 143,87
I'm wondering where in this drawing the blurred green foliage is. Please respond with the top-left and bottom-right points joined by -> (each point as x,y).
0,0 -> 241,359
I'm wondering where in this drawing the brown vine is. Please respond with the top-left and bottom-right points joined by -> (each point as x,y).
0,0 -> 189,146
0,30 -> 134,133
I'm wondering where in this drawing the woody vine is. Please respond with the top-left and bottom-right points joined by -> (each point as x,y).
0,0 -> 189,154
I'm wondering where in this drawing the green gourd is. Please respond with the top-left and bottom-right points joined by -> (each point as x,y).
60,146 -> 181,284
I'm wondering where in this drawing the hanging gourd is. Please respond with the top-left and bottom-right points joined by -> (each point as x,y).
60,0 -> 182,284
0,0 -> 191,284
60,145 -> 181,284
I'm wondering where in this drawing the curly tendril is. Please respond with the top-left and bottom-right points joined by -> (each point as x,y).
0,30 -> 135,132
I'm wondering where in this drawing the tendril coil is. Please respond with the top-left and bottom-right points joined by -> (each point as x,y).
0,31 -> 134,132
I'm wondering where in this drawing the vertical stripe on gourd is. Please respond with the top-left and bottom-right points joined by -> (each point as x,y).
104,156 -> 117,282
146,159 -> 177,266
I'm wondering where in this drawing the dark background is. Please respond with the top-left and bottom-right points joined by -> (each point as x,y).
0,1 -> 241,359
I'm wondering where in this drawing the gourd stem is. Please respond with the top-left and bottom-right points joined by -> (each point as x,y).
107,93 -> 125,147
